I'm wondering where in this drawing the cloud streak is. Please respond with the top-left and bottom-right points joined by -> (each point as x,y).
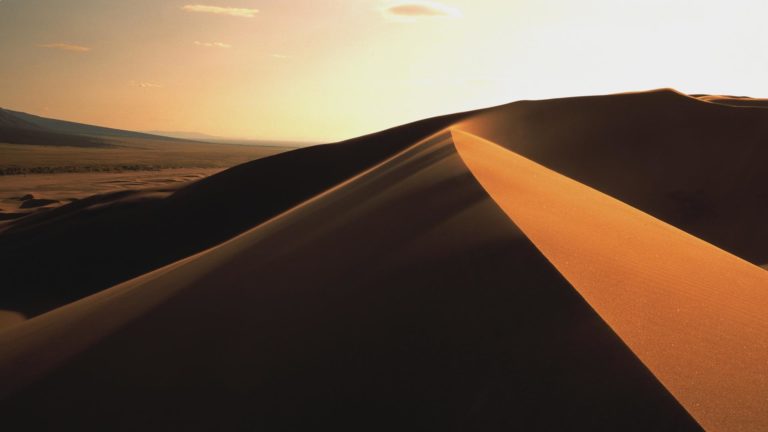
383,1 -> 462,21
130,81 -> 163,89
194,41 -> 232,48
38,43 -> 91,53
182,5 -> 258,18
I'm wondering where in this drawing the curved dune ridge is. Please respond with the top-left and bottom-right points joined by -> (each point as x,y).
453,129 -> 768,432
0,89 -> 766,430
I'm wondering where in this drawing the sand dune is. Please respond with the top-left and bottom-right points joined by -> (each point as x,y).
454,129 -> 768,432
0,131 -> 698,430
0,89 -> 766,430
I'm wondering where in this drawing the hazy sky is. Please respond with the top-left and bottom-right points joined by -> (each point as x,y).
1,0 -> 767,141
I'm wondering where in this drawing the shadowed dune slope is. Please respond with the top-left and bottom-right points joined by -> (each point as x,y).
454,129 -> 768,432
459,89 -> 768,263
0,133 -> 700,431
0,112 -> 470,315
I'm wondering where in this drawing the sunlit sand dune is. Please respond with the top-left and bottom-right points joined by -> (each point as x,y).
0,131 -> 698,430
453,129 -> 768,432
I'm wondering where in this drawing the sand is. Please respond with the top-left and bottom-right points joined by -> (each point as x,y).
0,311 -> 25,329
0,168 -> 222,218
457,89 -> 768,265
454,129 -> 768,432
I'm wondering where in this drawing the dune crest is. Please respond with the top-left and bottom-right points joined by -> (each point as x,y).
452,129 -> 768,432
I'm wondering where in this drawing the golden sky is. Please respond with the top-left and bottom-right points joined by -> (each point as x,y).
1,0 -> 767,141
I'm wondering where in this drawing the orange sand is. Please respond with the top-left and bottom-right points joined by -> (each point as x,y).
453,129 -> 768,432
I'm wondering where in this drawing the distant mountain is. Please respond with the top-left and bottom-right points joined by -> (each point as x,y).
4,109 -> 166,140
0,109 -> 43,130
0,109 -> 112,148
0,108 -> 187,147
0,126 -> 111,148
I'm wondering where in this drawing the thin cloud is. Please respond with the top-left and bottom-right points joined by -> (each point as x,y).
182,5 -> 258,18
194,41 -> 232,48
130,81 -> 163,89
38,43 -> 91,53
383,1 -> 462,21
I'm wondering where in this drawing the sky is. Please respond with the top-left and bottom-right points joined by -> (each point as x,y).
1,0 -> 768,142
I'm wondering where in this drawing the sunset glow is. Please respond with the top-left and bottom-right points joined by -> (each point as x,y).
2,0 -> 768,141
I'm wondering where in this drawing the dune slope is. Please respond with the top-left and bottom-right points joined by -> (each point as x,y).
0,132 -> 699,431
0,111 -> 469,316
453,129 -> 768,432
